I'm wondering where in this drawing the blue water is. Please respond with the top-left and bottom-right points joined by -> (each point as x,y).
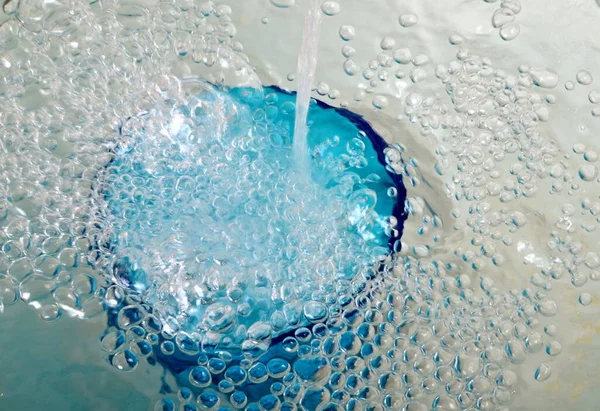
87,83 -> 407,409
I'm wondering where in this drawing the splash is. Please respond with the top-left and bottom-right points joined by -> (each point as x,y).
292,0 -> 322,174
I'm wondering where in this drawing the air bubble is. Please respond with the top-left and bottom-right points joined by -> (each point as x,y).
492,8 -> 515,28
534,364 -> 552,382
380,37 -> 396,50
499,23 -> 520,41
321,1 -> 340,16
579,293 -> 592,306
588,90 -> 600,103
270,0 -> 295,7
373,95 -> 389,109
339,25 -> 355,41
399,14 -> 418,27
343,59 -> 358,76
529,67 -> 559,88
576,70 -> 593,85
578,164 -> 598,181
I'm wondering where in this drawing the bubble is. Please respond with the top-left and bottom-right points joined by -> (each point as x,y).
578,164 -> 598,181
339,25 -> 355,41
588,90 -> 600,103
537,299 -> 558,317
373,95 -> 389,109
303,301 -> 328,323
270,0 -> 295,7
534,364 -> 552,382
343,59 -> 359,76
579,293 -> 592,306
546,341 -> 562,356
112,349 -> 139,372
576,70 -> 593,85
584,151 -> 598,162
399,14 -> 418,27
492,8 -> 515,28
380,37 -> 396,50
448,33 -> 465,45
529,67 -> 559,88
321,1 -> 340,16
393,48 -> 413,64
499,23 -> 520,41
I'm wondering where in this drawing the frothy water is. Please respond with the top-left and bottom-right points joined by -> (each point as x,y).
292,0 -> 322,174
1,0 -> 600,410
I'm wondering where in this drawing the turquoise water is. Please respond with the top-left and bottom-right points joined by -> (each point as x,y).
0,81 -> 404,409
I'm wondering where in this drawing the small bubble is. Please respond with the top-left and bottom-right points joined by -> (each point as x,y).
578,164 -> 598,181
565,81 -> 575,90
537,299 -> 557,317
492,8 -> 515,28
321,1 -> 340,16
413,54 -> 429,66
545,341 -> 562,356
343,59 -> 358,76
270,0 -> 295,7
449,33 -> 465,45
593,107 -> 600,117
287,73 -> 295,81
372,95 -> 389,109
579,293 -> 592,306
499,23 -> 520,41
316,82 -> 330,96
380,37 -> 396,50
410,68 -> 427,83
576,70 -> 593,85
341,45 -> 355,57
534,364 -> 552,382
393,48 -> 413,64
588,90 -> 600,103
584,151 -> 598,162
339,25 -> 355,41
529,67 -> 559,88
261,17 -> 269,24
399,13 -> 418,27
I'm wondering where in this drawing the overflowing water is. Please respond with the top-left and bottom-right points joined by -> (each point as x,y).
292,0 -> 322,173
1,0 -> 600,410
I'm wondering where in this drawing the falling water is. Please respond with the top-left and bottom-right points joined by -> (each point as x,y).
293,0 -> 322,174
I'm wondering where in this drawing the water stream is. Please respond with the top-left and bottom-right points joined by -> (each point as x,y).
292,0 -> 322,174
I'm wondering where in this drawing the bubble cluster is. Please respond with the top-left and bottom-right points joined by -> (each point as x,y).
1,0 -> 599,409
92,82 -> 402,349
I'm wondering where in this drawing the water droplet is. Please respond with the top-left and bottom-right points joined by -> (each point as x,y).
399,14 -> 418,27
